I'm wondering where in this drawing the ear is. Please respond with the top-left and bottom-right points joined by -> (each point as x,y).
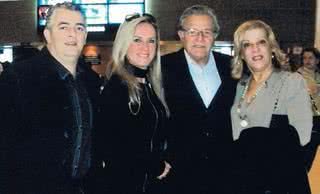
178,30 -> 185,41
43,28 -> 51,44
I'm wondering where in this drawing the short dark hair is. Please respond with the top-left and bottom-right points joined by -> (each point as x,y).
302,47 -> 320,60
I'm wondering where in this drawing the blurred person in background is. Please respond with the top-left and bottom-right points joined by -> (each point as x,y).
298,48 -> 320,116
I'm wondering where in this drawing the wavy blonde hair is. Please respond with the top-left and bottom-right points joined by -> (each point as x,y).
231,20 -> 286,79
107,15 -> 169,116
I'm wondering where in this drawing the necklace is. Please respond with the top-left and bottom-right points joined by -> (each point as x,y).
128,97 -> 141,115
237,79 -> 266,127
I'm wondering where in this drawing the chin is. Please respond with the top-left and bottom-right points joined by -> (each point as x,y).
64,51 -> 81,57
137,64 -> 149,69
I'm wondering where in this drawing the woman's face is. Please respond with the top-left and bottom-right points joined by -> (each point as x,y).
126,22 -> 157,69
240,28 -> 273,74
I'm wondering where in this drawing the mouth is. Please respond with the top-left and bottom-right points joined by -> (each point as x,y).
138,54 -> 150,58
65,42 -> 77,46
252,55 -> 263,61
193,45 -> 206,48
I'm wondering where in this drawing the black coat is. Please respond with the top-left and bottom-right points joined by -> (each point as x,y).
92,75 -> 168,194
0,48 -> 100,194
161,49 -> 237,194
234,115 -> 311,194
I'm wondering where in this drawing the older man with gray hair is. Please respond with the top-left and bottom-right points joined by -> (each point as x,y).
162,5 -> 237,194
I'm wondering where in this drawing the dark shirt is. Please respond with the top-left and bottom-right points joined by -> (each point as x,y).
55,61 -> 93,179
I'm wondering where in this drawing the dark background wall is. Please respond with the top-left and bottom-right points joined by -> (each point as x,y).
0,0 -> 38,44
0,0 -> 316,49
149,0 -> 316,49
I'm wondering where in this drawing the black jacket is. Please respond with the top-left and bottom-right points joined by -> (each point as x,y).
0,48 -> 100,194
92,74 -> 168,194
161,49 -> 237,193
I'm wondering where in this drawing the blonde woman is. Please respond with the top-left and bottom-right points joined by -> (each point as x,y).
231,20 -> 312,194
92,14 -> 171,194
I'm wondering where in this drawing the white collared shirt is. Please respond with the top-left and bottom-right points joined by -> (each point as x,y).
184,49 -> 221,108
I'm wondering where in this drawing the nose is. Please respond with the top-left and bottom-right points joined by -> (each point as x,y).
67,27 -> 76,37
251,43 -> 260,52
139,42 -> 150,51
195,32 -> 205,41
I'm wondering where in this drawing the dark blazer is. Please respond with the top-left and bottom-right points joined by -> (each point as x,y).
0,48 -> 100,194
162,49 -> 237,194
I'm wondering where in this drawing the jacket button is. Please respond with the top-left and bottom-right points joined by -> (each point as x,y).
203,131 -> 212,137
64,131 -> 69,139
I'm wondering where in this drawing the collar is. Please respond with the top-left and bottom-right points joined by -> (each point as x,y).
124,61 -> 149,78
184,49 -> 215,73
41,47 -> 83,80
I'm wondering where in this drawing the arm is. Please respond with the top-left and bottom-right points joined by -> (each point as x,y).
287,73 -> 313,146
0,68 -> 22,192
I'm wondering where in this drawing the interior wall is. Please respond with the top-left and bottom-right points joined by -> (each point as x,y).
0,0 -> 316,49
149,0 -> 316,48
315,0 -> 320,49
0,0 -> 38,44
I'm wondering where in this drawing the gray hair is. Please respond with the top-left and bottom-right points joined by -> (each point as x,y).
178,5 -> 220,38
45,2 -> 85,29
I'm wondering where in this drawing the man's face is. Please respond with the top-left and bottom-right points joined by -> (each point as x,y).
178,15 -> 214,65
44,8 -> 87,64
303,51 -> 319,71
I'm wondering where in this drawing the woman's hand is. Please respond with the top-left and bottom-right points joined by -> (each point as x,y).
157,161 -> 171,180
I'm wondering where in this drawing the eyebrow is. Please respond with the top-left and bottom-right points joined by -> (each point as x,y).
186,27 -> 212,31
133,35 -> 156,39
241,38 -> 266,42
57,21 -> 86,27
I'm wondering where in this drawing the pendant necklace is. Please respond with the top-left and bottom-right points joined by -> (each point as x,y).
237,79 -> 266,127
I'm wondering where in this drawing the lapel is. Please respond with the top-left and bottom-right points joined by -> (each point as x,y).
175,49 -> 208,110
176,50 -> 230,110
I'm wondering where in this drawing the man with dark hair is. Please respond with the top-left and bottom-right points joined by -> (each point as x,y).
162,5 -> 237,194
0,2 -> 99,193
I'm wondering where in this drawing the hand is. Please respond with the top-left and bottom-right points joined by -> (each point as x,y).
157,161 -> 171,180
308,83 -> 319,95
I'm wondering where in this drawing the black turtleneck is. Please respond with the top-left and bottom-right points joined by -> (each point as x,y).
124,60 -> 149,78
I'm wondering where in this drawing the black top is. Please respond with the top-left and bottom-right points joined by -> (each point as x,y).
234,115 -> 311,194
93,74 -> 167,194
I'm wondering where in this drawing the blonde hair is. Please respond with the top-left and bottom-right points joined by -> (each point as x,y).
108,15 -> 169,116
231,20 -> 286,79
